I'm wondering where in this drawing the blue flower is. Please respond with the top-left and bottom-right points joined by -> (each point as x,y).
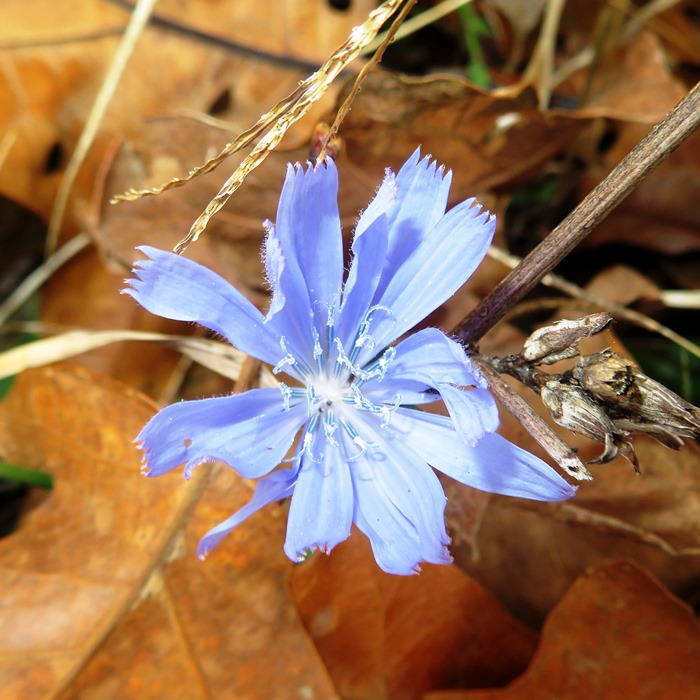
126,149 -> 575,575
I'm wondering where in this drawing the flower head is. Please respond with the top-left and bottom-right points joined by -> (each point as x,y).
125,149 -> 575,574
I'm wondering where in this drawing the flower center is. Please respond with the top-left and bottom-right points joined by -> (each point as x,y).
309,373 -> 351,415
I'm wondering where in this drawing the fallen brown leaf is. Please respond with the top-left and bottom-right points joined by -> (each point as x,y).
0,0 -> 374,227
0,366 -> 338,699
290,532 -> 537,700
452,385 -> 700,627
579,125 -> 700,255
425,559 -> 700,700
40,247 -> 185,397
569,30 -> 686,122
333,70 -> 585,199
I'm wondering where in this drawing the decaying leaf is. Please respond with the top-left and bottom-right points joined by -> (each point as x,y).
290,532 -> 537,700
333,70 -> 585,198
85,117 -> 375,305
0,366 -> 338,699
0,0 -> 375,227
426,560 -> 700,699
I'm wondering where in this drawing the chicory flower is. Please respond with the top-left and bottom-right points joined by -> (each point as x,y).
126,149 -> 575,575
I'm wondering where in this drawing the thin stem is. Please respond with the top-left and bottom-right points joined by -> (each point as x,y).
470,355 -> 591,481
455,81 -> 700,345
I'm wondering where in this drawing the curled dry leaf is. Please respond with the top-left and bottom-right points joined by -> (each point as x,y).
426,560 -> 700,699
0,366 -> 338,699
566,30 -> 687,123
580,124 -> 700,255
452,434 -> 700,628
289,532 -> 537,700
332,71 -> 585,198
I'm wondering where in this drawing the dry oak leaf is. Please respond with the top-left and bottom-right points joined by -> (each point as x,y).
0,0 -> 373,223
426,559 -> 700,700
565,30 -> 687,123
40,246 -> 187,397
290,532 -> 537,700
579,124 -> 700,255
0,365 -> 338,700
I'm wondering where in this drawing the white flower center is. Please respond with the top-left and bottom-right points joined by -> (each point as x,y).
309,373 -> 351,415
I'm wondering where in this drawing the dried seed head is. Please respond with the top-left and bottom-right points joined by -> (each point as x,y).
573,349 -> 700,451
522,313 -> 613,365
541,379 -> 639,470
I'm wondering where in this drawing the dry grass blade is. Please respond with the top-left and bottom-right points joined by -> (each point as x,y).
361,0 -> 473,56
487,246 -> 700,360
0,233 -> 91,326
319,0 -> 418,162
522,0 -> 566,109
111,0 -> 411,254
45,0 -> 158,255
0,329 -> 277,387
552,0 -> 686,89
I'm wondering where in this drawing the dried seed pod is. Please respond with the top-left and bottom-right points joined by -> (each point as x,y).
573,349 -> 700,449
541,379 -> 638,470
522,313 -> 613,365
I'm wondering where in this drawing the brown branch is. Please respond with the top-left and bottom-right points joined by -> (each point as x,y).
455,81 -> 700,345
470,355 -> 592,481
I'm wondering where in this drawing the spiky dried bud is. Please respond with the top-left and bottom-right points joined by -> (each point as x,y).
522,313 -> 613,365
573,350 -> 700,451
541,379 -> 639,470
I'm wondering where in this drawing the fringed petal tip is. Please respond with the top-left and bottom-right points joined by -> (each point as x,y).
286,156 -> 338,178
374,544 -> 452,576
402,146 -> 453,185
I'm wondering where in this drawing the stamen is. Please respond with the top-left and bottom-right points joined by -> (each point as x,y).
358,346 -> 396,384
347,385 -> 401,426
379,393 -> 402,427
278,382 -> 292,411
336,339 -> 396,383
351,304 -> 394,362
311,325 -> 323,366
273,336 -> 309,378
323,411 -> 340,446
341,419 -> 378,462
298,426 -> 324,464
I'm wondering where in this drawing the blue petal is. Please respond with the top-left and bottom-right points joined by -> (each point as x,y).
284,432 -> 353,560
388,328 -> 486,385
349,414 -> 452,574
263,222 -> 315,363
362,328 -> 487,405
361,328 -> 498,444
197,468 -> 298,559
138,388 -> 306,480
336,175 -> 394,349
438,384 -> 500,446
357,200 -> 496,363
385,409 -> 576,501
337,152 -> 454,350
125,246 -> 284,367
272,158 -> 343,314
373,149 -> 453,300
